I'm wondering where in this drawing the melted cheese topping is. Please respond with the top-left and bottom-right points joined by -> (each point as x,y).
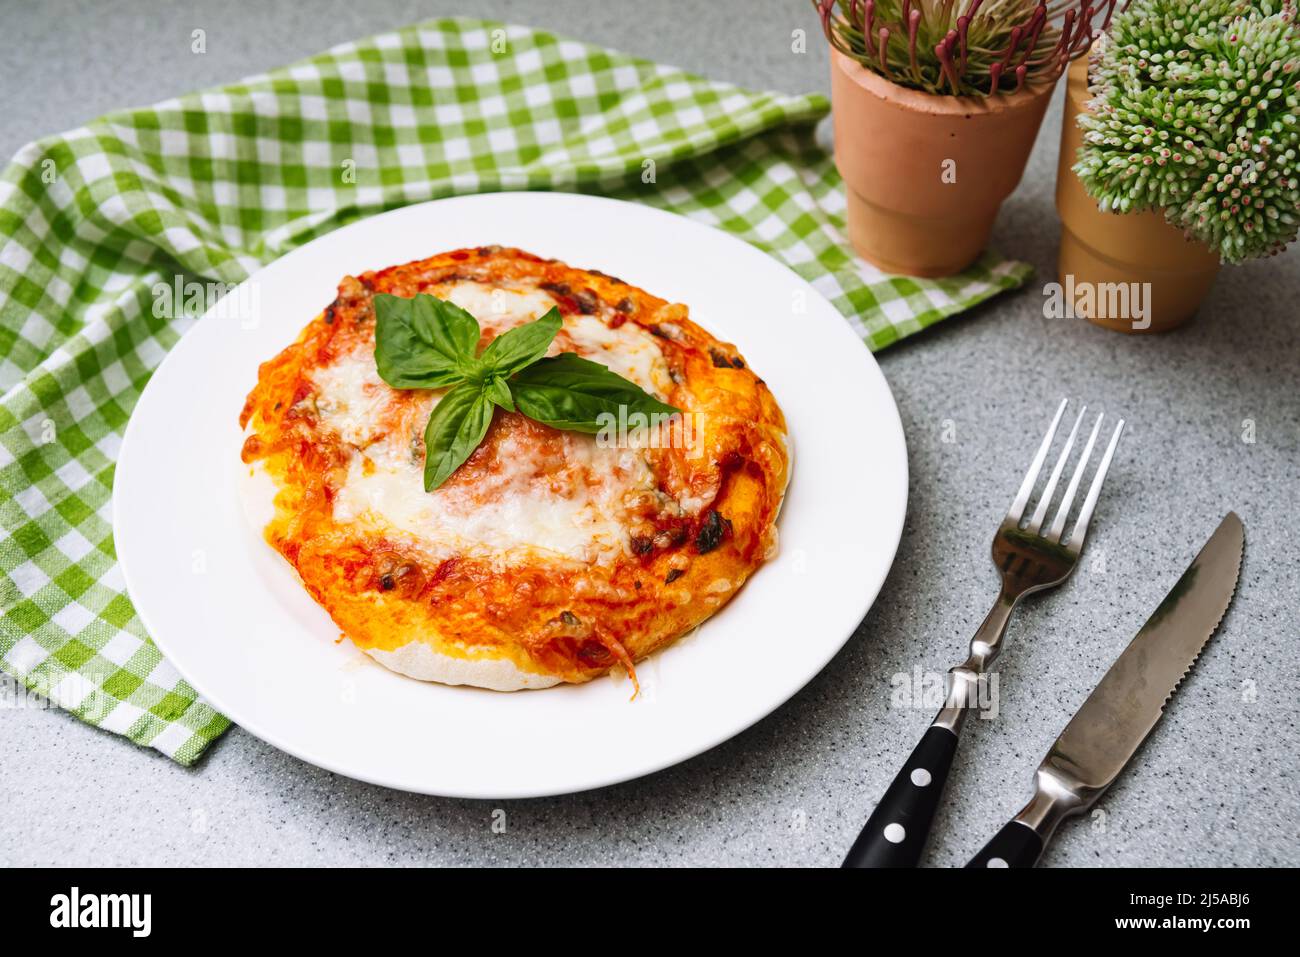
309,348 -> 393,447
443,282 -> 556,338
559,313 -> 672,397
334,431 -> 655,564
310,281 -> 672,565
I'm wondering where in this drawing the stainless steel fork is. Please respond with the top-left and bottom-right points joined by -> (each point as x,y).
842,398 -> 1125,868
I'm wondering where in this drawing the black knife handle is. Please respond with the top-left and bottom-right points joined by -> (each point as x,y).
966,820 -> 1045,868
842,726 -> 959,868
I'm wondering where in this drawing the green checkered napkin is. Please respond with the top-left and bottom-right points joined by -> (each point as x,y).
0,17 -> 1030,765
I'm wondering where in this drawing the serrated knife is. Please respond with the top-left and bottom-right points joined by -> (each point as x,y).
966,511 -> 1244,868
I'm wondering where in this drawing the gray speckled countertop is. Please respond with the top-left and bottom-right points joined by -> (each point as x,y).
2,0 -> 1297,868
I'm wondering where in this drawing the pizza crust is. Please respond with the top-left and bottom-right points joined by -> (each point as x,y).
365,642 -> 561,691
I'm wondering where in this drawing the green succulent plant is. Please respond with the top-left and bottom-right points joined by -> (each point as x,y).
814,0 -> 1112,97
1074,0 -> 1300,263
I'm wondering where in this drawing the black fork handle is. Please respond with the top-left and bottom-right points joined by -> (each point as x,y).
842,594 -> 1013,868
841,725 -> 960,868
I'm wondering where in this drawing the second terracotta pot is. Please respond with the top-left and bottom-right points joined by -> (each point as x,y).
830,49 -> 1054,277
1055,54 -> 1220,333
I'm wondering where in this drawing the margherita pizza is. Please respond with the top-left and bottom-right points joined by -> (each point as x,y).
239,246 -> 789,691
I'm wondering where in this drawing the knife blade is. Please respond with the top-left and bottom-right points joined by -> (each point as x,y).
967,511 -> 1244,868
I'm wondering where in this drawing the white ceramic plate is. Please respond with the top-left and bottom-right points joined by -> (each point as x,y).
114,192 -> 907,798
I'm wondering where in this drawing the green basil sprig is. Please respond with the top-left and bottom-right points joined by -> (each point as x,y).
372,293 -> 680,490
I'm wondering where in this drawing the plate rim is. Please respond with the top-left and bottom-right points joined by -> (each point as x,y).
113,190 -> 909,798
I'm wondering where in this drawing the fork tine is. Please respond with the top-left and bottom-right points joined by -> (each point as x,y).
1027,404 -> 1087,534
1008,398 -> 1068,523
1048,412 -> 1104,542
1066,418 -> 1125,550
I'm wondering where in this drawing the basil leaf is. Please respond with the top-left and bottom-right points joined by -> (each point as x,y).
422,382 -> 496,491
478,308 -> 562,377
374,293 -> 683,491
483,375 -> 514,412
374,293 -> 481,389
509,352 -> 680,433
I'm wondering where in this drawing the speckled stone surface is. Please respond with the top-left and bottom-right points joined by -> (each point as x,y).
2,0 -> 1297,868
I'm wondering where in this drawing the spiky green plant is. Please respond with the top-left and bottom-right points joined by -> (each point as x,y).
1075,0 -> 1300,262
814,0 -> 1113,96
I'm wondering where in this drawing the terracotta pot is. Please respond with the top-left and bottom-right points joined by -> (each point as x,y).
1055,54 -> 1220,333
830,49 -> 1054,277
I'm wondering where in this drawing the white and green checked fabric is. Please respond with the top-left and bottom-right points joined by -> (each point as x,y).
0,17 -> 1031,766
